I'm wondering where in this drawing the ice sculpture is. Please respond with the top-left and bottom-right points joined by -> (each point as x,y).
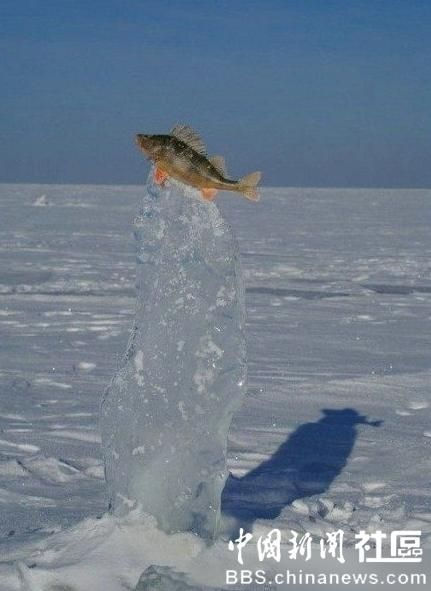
101,171 -> 246,539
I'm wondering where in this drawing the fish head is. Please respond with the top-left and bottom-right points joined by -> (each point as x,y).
135,134 -> 164,160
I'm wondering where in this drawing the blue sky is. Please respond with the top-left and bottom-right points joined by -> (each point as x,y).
1,0 -> 430,186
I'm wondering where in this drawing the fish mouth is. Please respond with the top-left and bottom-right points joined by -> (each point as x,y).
135,134 -> 153,161
135,134 -> 150,154
135,133 -> 146,146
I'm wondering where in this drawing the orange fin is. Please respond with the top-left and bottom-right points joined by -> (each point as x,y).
154,167 -> 168,185
201,188 -> 218,201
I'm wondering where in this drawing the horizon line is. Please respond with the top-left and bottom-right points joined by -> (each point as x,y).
0,181 -> 431,191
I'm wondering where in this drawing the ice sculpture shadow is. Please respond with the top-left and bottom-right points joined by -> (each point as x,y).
222,408 -> 382,533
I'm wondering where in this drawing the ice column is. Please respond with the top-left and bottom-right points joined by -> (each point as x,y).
101,173 -> 246,539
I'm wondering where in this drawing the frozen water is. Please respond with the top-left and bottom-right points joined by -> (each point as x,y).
135,565 -> 216,590
1,183 -> 431,589
101,173 -> 247,539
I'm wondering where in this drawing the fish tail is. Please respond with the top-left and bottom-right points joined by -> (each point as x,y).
238,171 -> 262,201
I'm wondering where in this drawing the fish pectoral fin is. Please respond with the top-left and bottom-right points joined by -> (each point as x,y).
154,167 -> 169,185
201,188 -> 218,201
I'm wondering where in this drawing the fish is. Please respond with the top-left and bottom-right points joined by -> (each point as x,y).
135,125 -> 261,202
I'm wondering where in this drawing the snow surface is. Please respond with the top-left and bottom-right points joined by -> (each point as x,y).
0,183 -> 430,589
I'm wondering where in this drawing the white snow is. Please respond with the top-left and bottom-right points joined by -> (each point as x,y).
77,361 -> 96,371
0,183 -> 430,589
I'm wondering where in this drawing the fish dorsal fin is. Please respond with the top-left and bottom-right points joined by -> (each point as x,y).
209,155 -> 227,176
170,124 -> 207,155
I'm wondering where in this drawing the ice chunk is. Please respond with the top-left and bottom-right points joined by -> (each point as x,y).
135,565 -> 218,591
19,455 -> 82,483
32,194 -> 50,206
101,173 -> 246,539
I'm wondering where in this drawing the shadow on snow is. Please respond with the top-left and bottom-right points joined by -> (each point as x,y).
221,408 -> 382,533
